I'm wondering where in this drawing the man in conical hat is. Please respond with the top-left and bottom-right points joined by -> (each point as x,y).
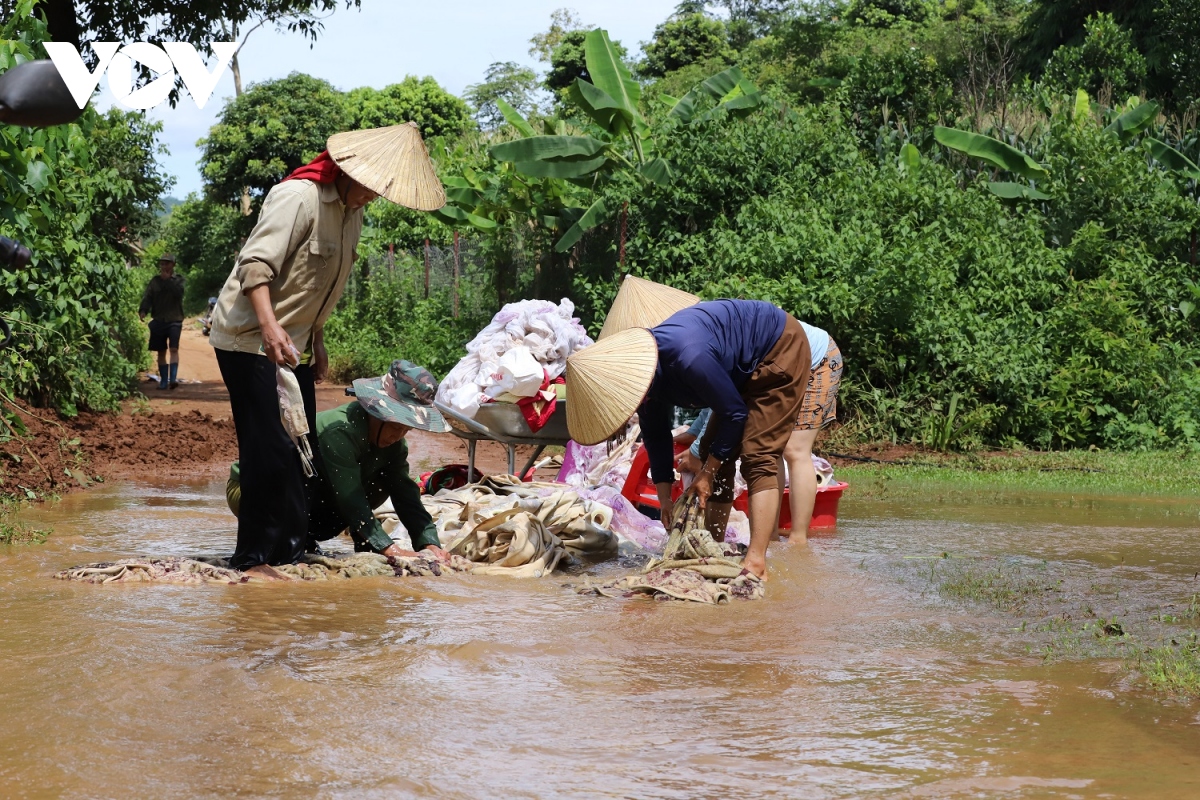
566,299 -> 812,580
209,123 -> 445,580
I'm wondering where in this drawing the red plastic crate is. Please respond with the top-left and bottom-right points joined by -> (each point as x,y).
620,444 -> 848,529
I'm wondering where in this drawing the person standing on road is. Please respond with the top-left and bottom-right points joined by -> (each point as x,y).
208,123 -> 444,581
139,253 -> 185,390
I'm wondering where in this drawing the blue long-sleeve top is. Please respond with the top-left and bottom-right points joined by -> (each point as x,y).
638,300 -> 787,485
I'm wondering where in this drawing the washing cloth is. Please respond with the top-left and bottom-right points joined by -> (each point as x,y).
422,475 -> 618,558
53,552 -> 474,585
436,299 -> 593,418
578,496 -> 764,604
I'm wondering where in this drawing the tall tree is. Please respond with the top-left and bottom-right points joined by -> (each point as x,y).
529,7 -> 584,63
344,77 -> 473,139
640,13 -> 734,78
545,29 -> 628,95
40,0 -> 361,51
199,72 -> 348,212
464,62 -> 543,130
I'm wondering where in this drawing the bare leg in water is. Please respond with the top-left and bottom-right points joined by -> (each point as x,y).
706,501 -> 732,541
782,427 -> 820,544
744,488 -> 780,579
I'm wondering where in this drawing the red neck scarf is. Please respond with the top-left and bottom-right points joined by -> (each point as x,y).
281,150 -> 342,184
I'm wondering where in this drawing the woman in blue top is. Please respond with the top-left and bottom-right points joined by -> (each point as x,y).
567,299 -> 814,579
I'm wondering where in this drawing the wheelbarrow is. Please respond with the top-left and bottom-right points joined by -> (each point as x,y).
434,400 -> 570,482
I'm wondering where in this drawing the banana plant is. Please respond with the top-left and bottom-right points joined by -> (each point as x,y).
1103,98 -> 1159,143
934,125 -> 1050,201
663,66 -> 766,126
1145,138 -> 1200,180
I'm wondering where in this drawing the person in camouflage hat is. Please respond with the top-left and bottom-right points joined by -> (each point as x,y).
226,360 -> 451,560
350,359 -> 450,432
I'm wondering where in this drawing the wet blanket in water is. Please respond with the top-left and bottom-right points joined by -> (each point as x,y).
54,552 -> 477,584
423,474 -> 619,575
577,496 -> 764,604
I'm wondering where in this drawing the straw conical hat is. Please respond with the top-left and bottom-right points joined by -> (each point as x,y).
327,122 -> 446,211
597,275 -> 699,340
566,327 -> 659,445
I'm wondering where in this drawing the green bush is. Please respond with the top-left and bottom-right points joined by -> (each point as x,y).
323,261 -> 493,382
0,3 -> 167,413
1043,13 -> 1147,99
585,103 -> 1200,450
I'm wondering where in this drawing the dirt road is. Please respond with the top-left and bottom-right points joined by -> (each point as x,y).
136,321 -> 352,418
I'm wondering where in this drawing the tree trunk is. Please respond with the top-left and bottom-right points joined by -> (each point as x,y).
230,20 -> 253,216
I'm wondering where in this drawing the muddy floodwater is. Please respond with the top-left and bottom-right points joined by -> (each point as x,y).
3,479 -> 1199,798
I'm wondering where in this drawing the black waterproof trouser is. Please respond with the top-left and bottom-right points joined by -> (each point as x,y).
215,348 -> 321,569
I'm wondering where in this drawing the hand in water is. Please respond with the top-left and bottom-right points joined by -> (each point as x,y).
423,545 -> 450,562
689,469 -> 713,510
381,543 -> 422,559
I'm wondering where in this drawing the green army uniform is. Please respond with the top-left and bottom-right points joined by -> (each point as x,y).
227,402 -> 440,552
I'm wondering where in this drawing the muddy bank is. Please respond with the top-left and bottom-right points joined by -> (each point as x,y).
1,395 -> 553,503
0,401 -> 237,498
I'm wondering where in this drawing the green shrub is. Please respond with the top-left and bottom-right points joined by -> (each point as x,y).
0,3 -> 166,413
324,261 -> 493,382
585,103 -> 1200,450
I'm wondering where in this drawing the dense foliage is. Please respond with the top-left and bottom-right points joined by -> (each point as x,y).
340,1 -> 1200,451
15,0 -> 1200,452
0,2 -> 170,413
199,73 -> 349,210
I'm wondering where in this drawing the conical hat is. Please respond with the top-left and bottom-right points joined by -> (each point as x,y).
597,275 -> 699,340
566,327 -> 659,445
327,122 -> 446,211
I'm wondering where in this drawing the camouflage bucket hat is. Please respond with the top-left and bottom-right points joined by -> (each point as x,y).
352,360 -> 450,433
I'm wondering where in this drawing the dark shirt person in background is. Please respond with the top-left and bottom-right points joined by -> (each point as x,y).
138,253 -> 185,390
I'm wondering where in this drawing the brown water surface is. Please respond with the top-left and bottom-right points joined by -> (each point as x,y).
2,481 -> 1199,798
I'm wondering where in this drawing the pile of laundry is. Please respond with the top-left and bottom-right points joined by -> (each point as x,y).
54,552 -> 468,585
422,474 -> 618,577
435,298 -> 593,427
577,496 -> 764,604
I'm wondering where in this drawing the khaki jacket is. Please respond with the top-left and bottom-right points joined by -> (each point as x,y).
209,179 -> 363,356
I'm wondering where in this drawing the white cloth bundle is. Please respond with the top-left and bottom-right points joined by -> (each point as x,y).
276,364 -> 315,478
436,299 -> 593,418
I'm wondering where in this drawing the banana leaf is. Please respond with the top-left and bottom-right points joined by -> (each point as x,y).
496,98 -> 535,138
1147,138 -> 1200,179
583,29 -> 640,120
639,157 -> 673,186
555,198 -> 608,252
934,126 -> 1048,180
987,182 -> 1050,200
1073,89 -> 1090,123
489,135 -> 607,163
568,79 -> 631,134
514,155 -> 608,179
899,143 -> 920,172
1103,100 -> 1158,142
434,205 -> 498,230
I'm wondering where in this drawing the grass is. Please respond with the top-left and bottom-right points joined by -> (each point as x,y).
0,500 -> 50,545
930,558 -> 1059,613
1136,633 -> 1200,698
829,449 -> 1200,499
899,554 -> 1200,700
